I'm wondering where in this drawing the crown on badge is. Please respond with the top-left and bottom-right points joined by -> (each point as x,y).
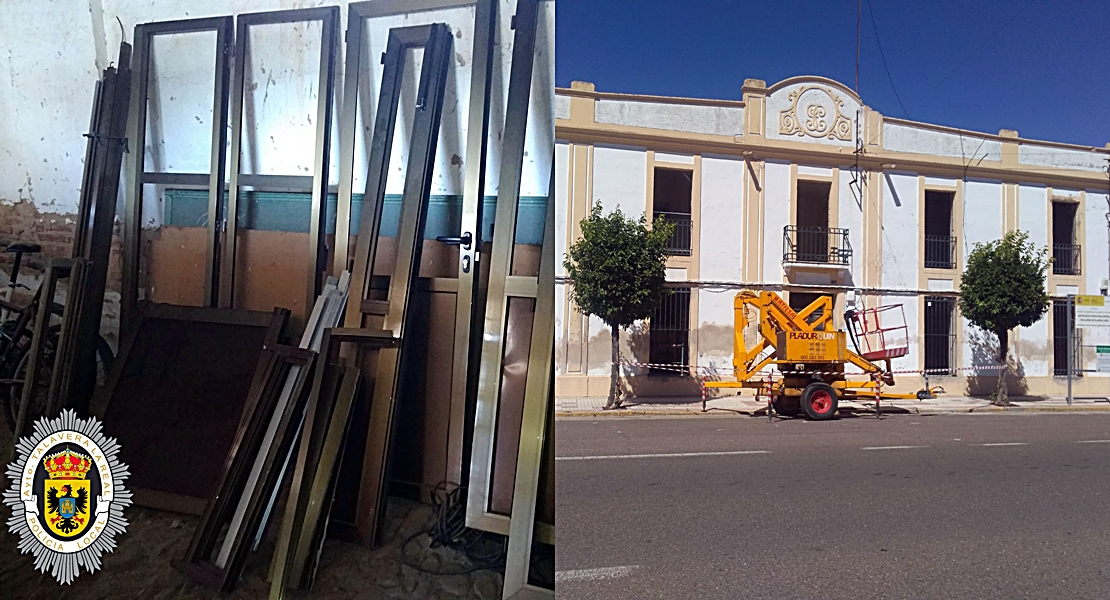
42,448 -> 92,480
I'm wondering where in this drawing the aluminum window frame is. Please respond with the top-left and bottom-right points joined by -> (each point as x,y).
335,0 -> 495,489
122,17 -> 234,335
502,165 -> 556,599
332,18 -> 456,546
222,7 -> 339,323
465,0 -> 545,537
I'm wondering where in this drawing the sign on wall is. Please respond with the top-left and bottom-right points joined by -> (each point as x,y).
1075,295 -> 1110,328
1098,346 -> 1110,373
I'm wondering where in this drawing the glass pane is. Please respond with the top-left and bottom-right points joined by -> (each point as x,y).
146,31 -> 217,174
141,183 -> 208,307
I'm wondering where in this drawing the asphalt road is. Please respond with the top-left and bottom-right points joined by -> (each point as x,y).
555,413 -> 1110,600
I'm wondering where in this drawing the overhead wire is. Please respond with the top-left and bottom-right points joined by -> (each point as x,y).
865,0 -> 910,119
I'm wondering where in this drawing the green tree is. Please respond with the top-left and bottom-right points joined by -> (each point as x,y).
564,201 -> 675,409
958,230 -> 1050,406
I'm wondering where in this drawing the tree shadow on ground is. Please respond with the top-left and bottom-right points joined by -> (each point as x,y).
963,327 -> 1043,400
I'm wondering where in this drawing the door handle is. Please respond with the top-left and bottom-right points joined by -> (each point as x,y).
435,232 -> 472,250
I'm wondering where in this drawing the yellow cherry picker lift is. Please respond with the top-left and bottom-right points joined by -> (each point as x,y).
703,290 -> 940,420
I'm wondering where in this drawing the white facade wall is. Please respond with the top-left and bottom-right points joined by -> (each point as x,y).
697,156 -> 746,369
880,173 -> 918,289
590,146 -> 646,216
595,100 -> 744,137
1017,184 -> 1050,376
555,143 -> 569,276
838,167 -> 863,286
882,123 -> 1001,162
1020,145 -> 1106,172
699,157 -> 745,282
762,161 -> 791,281
960,180 -> 1004,372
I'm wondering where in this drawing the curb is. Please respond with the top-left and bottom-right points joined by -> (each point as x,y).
555,404 -> 1110,418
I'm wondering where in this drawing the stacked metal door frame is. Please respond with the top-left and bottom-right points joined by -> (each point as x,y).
335,10 -> 460,546
501,168 -> 555,599
50,41 -> 133,417
222,7 -> 339,322
122,9 -> 339,334
465,0 -> 547,537
122,17 -> 233,335
335,0 -> 496,490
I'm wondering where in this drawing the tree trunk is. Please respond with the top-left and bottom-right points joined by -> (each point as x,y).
605,326 -> 621,409
994,328 -> 1010,406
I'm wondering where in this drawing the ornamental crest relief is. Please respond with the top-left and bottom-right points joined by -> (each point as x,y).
778,86 -> 853,142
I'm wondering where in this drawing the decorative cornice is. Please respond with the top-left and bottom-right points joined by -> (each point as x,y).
555,121 -> 1110,190
554,87 -> 745,109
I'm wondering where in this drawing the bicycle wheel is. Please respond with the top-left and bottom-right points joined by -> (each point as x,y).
5,331 -> 56,435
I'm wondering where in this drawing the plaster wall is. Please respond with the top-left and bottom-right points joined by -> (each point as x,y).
880,173 -> 918,289
960,179 -> 1004,371
595,99 -> 744,137
838,167 -> 863,283
582,142 -> 649,376
554,94 -> 570,120
591,146 -> 646,216
883,292 -> 919,373
697,288 -> 736,373
0,1 -> 100,214
699,156 -> 744,281
1019,144 -> 1106,172
1085,191 -> 1109,293
655,152 -> 694,164
762,161 -> 791,282
1017,184 -> 1050,376
882,123 -> 1002,162
962,180 -> 1002,251
555,142 -> 569,276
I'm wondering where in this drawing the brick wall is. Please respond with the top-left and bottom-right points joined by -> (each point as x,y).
0,199 -> 123,350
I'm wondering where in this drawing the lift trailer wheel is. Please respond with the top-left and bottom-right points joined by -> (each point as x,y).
801,382 -> 838,421
772,395 -> 801,417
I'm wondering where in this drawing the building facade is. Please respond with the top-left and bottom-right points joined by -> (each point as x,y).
554,75 -> 1110,399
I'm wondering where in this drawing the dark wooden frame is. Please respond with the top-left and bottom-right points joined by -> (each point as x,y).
176,341 -> 315,591
94,302 -> 288,514
52,41 -> 132,417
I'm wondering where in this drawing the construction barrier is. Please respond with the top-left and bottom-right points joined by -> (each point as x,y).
614,360 -> 1010,413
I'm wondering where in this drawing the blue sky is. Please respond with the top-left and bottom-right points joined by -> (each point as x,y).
555,0 -> 1110,149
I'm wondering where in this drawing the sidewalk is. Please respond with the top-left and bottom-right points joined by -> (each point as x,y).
555,393 -> 1110,417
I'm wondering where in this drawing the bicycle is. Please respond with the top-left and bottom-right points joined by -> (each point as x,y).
0,241 -> 114,435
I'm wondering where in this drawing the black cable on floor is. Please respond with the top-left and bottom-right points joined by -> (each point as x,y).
399,482 -> 507,576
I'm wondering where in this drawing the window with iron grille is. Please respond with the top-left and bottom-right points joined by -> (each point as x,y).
1051,201 -> 1080,276
924,296 -> 956,375
1053,300 -> 1082,377
653,168 -> 692,256
924,191 -> 956,269
648,287 -> 690,375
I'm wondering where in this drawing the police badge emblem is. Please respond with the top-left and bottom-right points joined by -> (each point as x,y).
3,409 -> 131,584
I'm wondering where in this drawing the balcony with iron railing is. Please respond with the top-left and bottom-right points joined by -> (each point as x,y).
782,225 -> 852,266
654,211 -> 692,256
1052,242 -> 1081,276
924,235 -> 957,269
